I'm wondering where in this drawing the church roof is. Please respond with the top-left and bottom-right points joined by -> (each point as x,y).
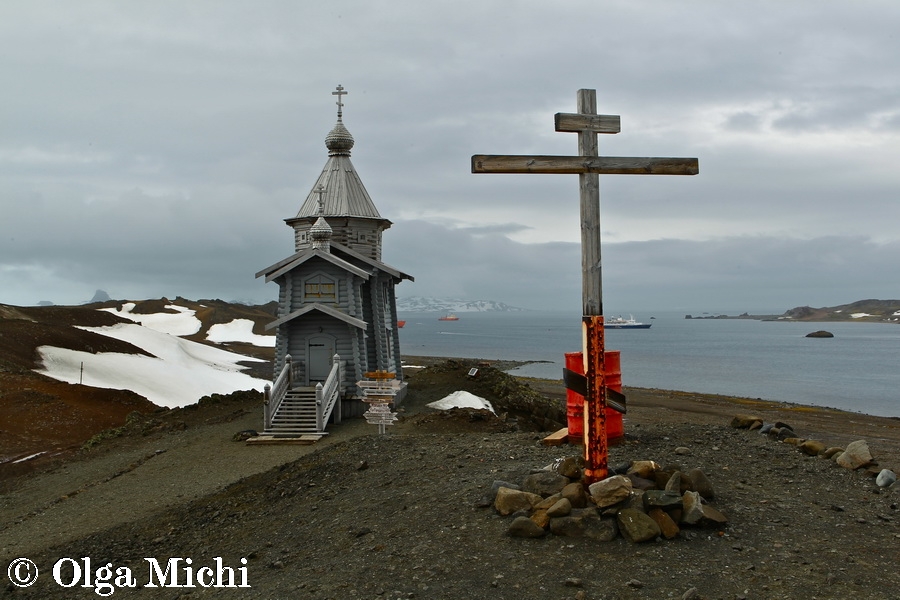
292,88 -> 388,222
254,248 -> 371,282
264,302 -> 367,332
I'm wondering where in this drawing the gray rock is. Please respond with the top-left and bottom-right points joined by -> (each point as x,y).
547,497 -> 573,518
588,475 -> 633,508
687,468 -> 715,500
561,482 -> 588,508
701,504 -> 728,526
836,440 -> 875,470
549,507 -> 603,537
507,516 -> 546,538
674,446 -> 692,455
523,471 -> 570,497
875,469 -> 897,488
821,447 -> 843,459
776,427 -> 798,441
664,471 -> 691,494
617,508 -> 661,542
494,487 -> 542,516
643,489 -> 683,510
681,491 -> 705,525
491,480 -> 520,500
554,456 -> 583,479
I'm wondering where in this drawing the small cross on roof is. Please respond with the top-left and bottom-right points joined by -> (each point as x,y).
332,84 -> 347,121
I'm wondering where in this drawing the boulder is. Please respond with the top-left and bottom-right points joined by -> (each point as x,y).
561,482 -> 588,508
836,440 -> 875,470
554,456 -> 583,479
627,460 -> 661,479
687,468 -> 715,500
731,414 -> 763,429
681,491 -> 705,525
547,497 -> 573,518
549,507 -> 606,538
588,475 -> 633,508
643,489 -> 683,511
799,440 -> 826,456
821,447 -> 843,459
494,487 -> 542,516
508,516 -> 546,538
875,469 -> 897,488
617,508 -> 661,542
647,507 -> 680,539
523,471 -> 570,497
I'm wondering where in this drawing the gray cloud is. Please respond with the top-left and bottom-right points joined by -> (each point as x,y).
1,1 -> 899,310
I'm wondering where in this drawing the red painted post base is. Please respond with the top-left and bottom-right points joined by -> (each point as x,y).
582,315 -> 608,485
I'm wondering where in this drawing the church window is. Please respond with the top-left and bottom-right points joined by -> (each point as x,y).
304,274 -> 336,302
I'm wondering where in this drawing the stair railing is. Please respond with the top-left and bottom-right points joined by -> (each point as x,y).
316,353 -> 343,431
264,354 -> 293,430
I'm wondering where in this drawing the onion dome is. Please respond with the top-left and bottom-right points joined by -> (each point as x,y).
309,214 -> 333,249
325,121 -> 354,156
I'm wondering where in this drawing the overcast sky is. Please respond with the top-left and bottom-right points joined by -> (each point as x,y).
2,1 -> 899,314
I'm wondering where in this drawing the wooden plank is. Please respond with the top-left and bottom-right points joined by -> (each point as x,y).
555,112 -> 621,133
472,155 -> 699,175
472,154 -> 700,175
577,89 -> 603,316
542,427 -> 570,446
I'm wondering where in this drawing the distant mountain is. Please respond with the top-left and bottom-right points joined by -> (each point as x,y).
687,299 -> 900,323
396,296 -> 526,313
89,289 -> 111,303
780,299 -> 900,323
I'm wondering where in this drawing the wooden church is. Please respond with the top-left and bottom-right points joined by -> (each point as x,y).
255,86 -> 412,437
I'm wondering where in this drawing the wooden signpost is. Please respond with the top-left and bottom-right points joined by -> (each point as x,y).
472,89 -> 698,484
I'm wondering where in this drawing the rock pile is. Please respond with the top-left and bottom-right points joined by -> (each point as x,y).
730,413 -> 898,488
484,455 -> 727,542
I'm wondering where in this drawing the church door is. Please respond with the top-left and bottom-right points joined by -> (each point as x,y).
307,334 -> 335,384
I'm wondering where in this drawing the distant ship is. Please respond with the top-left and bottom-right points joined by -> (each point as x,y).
438,313 -> 460,321
606,315 -> 651,329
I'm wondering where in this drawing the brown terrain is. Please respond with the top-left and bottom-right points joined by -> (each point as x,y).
1,302 -> 899,599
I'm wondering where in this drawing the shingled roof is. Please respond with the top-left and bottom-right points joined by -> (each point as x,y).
292,114 -> 387,222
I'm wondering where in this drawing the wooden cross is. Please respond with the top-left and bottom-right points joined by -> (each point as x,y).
332,84 -> 347,120
315,184 -> 326,215
472,89 -> 698,484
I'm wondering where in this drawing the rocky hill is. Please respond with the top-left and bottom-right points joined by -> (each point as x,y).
0,297 -> 277,476
780,299 -> 900,323
687,299 -> 900,323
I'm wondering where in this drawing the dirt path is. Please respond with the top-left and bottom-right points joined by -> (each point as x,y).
0,410 -> 371,561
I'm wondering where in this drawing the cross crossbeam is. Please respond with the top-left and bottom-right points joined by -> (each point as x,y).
471,155 -> 699,175
471,89 -> 698,485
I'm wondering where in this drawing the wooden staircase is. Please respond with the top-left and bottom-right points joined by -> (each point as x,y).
261,387 -> 327,441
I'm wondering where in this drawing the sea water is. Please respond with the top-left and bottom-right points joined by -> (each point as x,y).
398,311 -> 900,417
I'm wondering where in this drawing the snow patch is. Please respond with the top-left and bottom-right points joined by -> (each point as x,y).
12,451 -> 46,464
207,319 -> 275,347
850,312 -> 873,318
36,323 -> 267,408
427,391 -> 495,414
101,303 -> 202,336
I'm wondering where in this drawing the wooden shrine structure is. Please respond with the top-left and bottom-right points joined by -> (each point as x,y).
255,86 -> 413,440
472,89 -> 698,483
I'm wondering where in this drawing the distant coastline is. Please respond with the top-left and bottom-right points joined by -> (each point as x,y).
684,298 -> 900,324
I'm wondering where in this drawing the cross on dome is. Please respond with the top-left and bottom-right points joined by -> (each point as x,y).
332,85 -> 347,121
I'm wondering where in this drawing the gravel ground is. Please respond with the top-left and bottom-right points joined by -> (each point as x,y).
2,360 -> 899,599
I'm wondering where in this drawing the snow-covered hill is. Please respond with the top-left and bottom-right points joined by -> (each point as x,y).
396,296 -> 526,313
